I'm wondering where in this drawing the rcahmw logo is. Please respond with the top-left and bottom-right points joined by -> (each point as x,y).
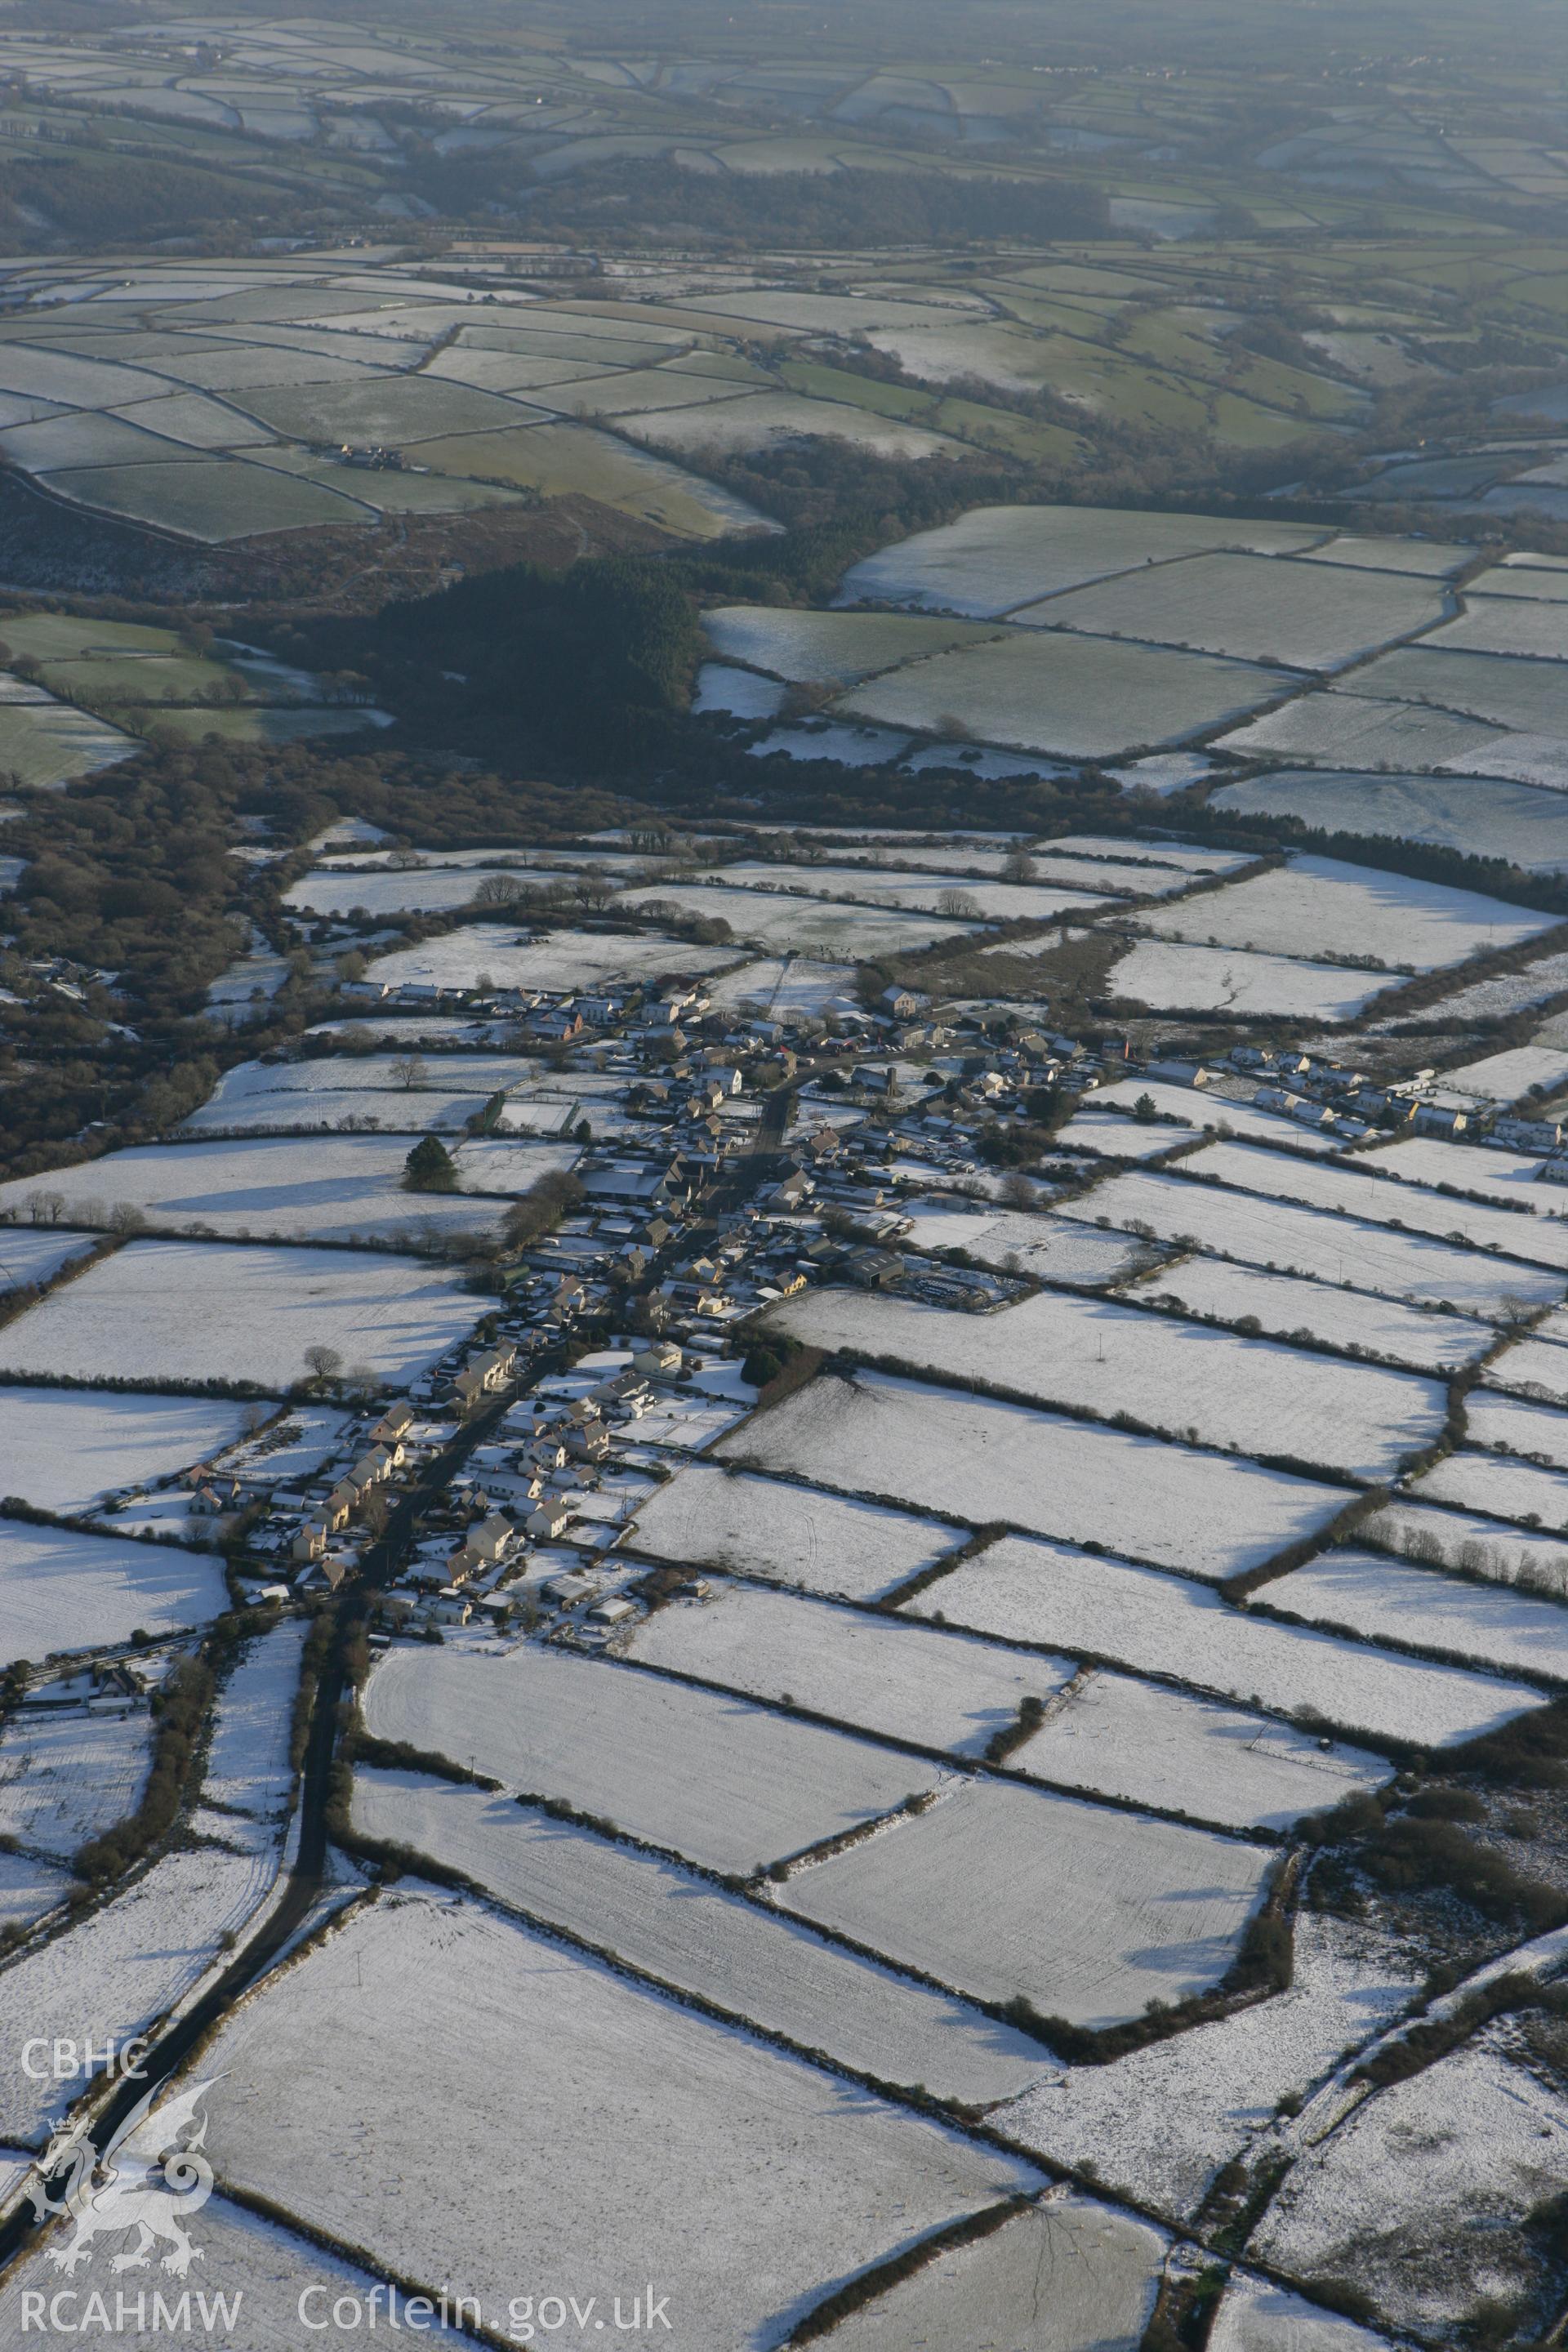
21,2077 -> 239,2333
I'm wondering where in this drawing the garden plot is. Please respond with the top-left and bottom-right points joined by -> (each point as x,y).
0,1836 -> 283,2143
0,1519 -> 225,1669
197,1892 -> 1040,2352
365,924 -> 744,995
1210,772 -> 1568,871
1104,941 -> 1388,1022
903,1535 -> 1540,1749
1468,1388 -> 1568,1468
351,1771 -> 1053,2108
1129,1255 -> 1491,1375
1261,1548 -> 1568,1683
363,1643 -> 939,1874
1018,1671 -> 1389,1829
700,858 -> 1107,923
1250,2028 -> 1568,2340
615,881 -> 973,956
1187,1138 -> 1568,1272
0,2194 -> 474,2350
1002,1910 -> 1420,2225
701,604 -> 1002,684
624,1582 -> 1074,1757
0,1239 -> 481,1390
0,1706 -> 151,1859
1360,1496 -> 1568,1598
717,1370 -> 1345,1583
781,1775 -> 1272,2030
1352,645 -> 1568,734
835,633 -> 1282,762
624,1463 -> 963,1601
1214,688 -> 1502,769
1135,853 -> 1552,969
895,1196 -> 1149,1282
0,1229 -> 96,1291
283,865 -> 559,918
1015,553 -> 1444,671
816,2195 -> 1165,2351
835,506 -> 1325,618
765,1287 -> 1443,1481
0,1388 -> 251,1515
0,1134 -> 538,1246
706,957 -> 859,1018
1060,1169 -> 1557,1317
1414,1447 -> 1568,1529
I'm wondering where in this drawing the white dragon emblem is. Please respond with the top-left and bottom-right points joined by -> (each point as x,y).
25,2077 -> 218,2277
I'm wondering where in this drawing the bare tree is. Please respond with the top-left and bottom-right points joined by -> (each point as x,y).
25,1191 -> 64,1227
106,1201 -> 148,1236
473,875 -> 522,907
1002,850 -> 1036,884
936,889 -> 982,920
390,1054 -> 427,1091
303,1345 -> 343,1391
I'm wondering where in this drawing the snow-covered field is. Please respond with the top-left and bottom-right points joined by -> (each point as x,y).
1000,1910 -> 1420,2223
624,1463 -> 963,1601
1486,1331 -> 1568,1407
1370,1134 -> 1563,1210
1087,1078 -> 1349,1156
1103,940 -> 1388,1021
1360,1496 -> 1568,1599
0,1838 -> 283,2141
198,1890 -> 1040,2350
1438,1045 -> 1568,1103
903,1535 -> 1541,1748
1208,2274 -> 1388,2352
1192,1138 -> 1568,1271
706,956 -> 859,1018
1128,1256 -> 1492,1375
724,1366 -> 1348,1579
624,1581 -> 1075,1757
0,1134 -> 555,1244
718,1370 -> 1344,1582
1135,853 -> 1553,971
0,1229 -> 96,1290
365,924 -> 744,994
895,1196 -> 1150,1281
1251,2028 -> 1568,2337
363,1643 -> 939,1873
817,2195 -> 1166,2349
0,1388 -> 251,1513
284,865 -> 561,917
350,1771 -> 1054,2107
616,880 -> 974,957
1413,1446 -> 1568,1529
1058,1168 -> 1564,1316
1030,550 -> 1442,671
1260,1548 -> 1568,1682
0,1706 -> 152,1857
764,1287 -> 1445,1480
178,1051 -> 519,1136
835,505 -> 1322,617
702,604 -> 1003,683
782,1776 -> 1272,2029
0,1238 -> 482,1388
0,2193 -> 475,2350
1015,1670 -> 1389,1830
836,631 -> 1281,762
0,1851 -> 71,1934
0,1517 -> 226,1668
700,857 -> 1107,923
1467,1387 -> 1568,1468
